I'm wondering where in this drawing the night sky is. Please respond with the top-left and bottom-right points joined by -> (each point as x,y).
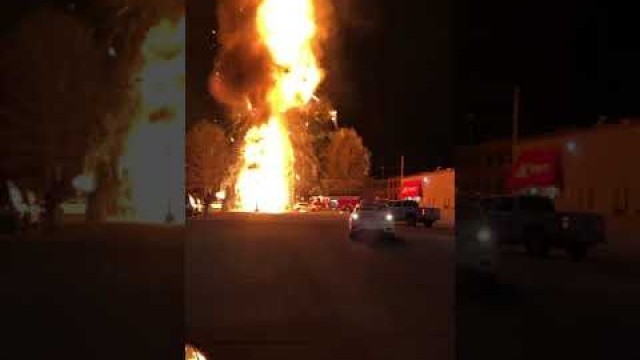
460,0 -> 640,144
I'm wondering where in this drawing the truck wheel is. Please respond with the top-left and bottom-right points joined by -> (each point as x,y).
408,216 -> 417,227
568,243 -> 589,261
424,220 -> 434,228
349,231 -> 358,241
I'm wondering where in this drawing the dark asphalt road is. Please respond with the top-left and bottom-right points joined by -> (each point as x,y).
1,223 -> 185,359
186,212 -> 454,360
457,244 -> 640,360
6,215 -> 632,360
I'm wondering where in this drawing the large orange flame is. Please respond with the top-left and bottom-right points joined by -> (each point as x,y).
185,344 -> 207,360
119,17 -> 186,223
234,0 -> 323,212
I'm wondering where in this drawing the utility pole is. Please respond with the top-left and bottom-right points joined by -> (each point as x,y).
512,85 -> 520,162
399,156 -> 405,200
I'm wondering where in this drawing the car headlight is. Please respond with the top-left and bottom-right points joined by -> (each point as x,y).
385,213 -> 393,221
476,227 -> 492,242
351,213 -> 359,220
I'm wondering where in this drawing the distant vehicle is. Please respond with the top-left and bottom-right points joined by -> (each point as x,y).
348,201 -> 395,240
387,200 -> 441,227
210,200 -> 223,211
456,196 -> 498,277
0,179 -> 27,235
309,196 -> 331,211
333,196 -> 360,212
480,195 -> 605,260
293,202 -> 310,212
60,196 -> 87,216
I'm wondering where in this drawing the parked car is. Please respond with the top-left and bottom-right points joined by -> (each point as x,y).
210,200 -> 223,211
348,201 -> 395,240
334,196 -> 360,212
480,195 -> 605,260
293,202 -> 311,212
60,196 -> 87,216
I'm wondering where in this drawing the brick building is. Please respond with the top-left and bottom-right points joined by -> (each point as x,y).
369,168 -> 455,226
456,119 -> 640,243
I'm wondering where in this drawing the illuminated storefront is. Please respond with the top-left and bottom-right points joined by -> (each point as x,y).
456,119 -> 640,240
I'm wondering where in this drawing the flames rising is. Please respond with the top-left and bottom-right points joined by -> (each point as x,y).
185,344 -> 207,360
119,17 -> 186,223
257,0 -> 323,112
236,117 -> 294,212
233,0 -> 324,212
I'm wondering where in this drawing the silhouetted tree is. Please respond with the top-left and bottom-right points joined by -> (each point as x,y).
320,128 -> 371,194
186,121 -> 231,194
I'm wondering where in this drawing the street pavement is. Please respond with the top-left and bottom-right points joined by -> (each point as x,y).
457,243 -> 640,360
1,223 -> 185,359
186,212 -> 454,360
7,213 -> 632,360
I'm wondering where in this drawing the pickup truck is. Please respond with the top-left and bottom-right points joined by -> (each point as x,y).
386,200 -> 441,227
479,195 -> 605,260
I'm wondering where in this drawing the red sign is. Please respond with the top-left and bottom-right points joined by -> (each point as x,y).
507,149 -> 562,190
399,179 -> 422,198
